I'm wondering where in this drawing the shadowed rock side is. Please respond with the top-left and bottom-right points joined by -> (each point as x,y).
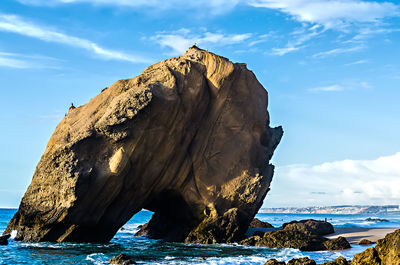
4,46 -> 282,243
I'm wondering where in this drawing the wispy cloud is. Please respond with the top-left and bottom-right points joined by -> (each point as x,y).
248,0 -> 400,30
313,45 -> 364,58
17,0 -> 241,14
0,50 -> 60,69
308,81 -> 372,92
151,29 -> 252,55
308,84 -> 345,92
265,152 -> 400,207
0,55 -> 34,69
271,24 -> 325,56
0,14 -> 151,64
345,59 -> 368,66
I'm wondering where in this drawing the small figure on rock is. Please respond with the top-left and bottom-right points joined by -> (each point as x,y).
69,103 -> 76,113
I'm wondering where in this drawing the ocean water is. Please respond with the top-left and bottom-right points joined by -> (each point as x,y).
1,209 -> 399,264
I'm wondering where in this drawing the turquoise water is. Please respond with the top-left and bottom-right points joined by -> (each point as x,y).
1,209 -> 399,264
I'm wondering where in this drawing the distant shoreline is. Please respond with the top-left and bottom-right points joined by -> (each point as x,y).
260,205 -> 400,215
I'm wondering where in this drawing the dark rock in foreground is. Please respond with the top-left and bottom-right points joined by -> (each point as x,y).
0,234 -> 10,245
283,219 -> 334,236
109,254 -> 136,265
250,218 -> 273,228
4,46 -> 282,243
264,256 -> 349,265
240,230 -> 350,251
352,229 -> 400,265
287,257 -> 316,265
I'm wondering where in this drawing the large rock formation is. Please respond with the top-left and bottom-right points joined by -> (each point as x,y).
4,46 -> 282,243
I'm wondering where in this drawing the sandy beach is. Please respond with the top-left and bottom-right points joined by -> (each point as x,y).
326,227 -> 397,244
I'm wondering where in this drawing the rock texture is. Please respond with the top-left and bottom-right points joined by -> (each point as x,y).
352,229 -> 400,265
4,46 -> 283,243
283,219 -> 334,236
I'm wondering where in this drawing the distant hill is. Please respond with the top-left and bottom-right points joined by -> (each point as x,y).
260,205 -> 400,215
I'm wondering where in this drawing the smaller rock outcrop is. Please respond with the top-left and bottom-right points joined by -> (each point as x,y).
320,256 -> 349,265
359,238 -> 374,245
322,236 -> 351,250
352,229 -> 400,265
265,259 -> 286,265
240,229 -> 350,251
109,254 -> 136,265
283,219 -> 334,236
365,218 -> 389,222
0,234 -> 10,245
250,218 -> 273,228
287,257 -> 316,265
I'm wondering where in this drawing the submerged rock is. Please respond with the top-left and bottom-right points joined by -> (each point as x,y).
283,219 -> 334,236
352,229 -> 400,265
4,46 -> 282,243
250,218 -> 273,228
0,234 -> 10,245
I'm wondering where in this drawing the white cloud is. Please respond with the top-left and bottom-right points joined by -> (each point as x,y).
265,152 -> 400,207
152,29 -> 252,55
0,14 -> 151,63
248,0 -> 400,30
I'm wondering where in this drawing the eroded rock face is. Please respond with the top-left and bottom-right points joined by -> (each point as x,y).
4,46 -> 283,243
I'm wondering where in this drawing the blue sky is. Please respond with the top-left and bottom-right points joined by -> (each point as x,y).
0,0 -> 399,208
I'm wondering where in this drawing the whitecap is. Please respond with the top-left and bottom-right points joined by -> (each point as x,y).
10,230 -> 17,239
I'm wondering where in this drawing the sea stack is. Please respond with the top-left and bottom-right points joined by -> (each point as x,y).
4,46 -> 283,243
